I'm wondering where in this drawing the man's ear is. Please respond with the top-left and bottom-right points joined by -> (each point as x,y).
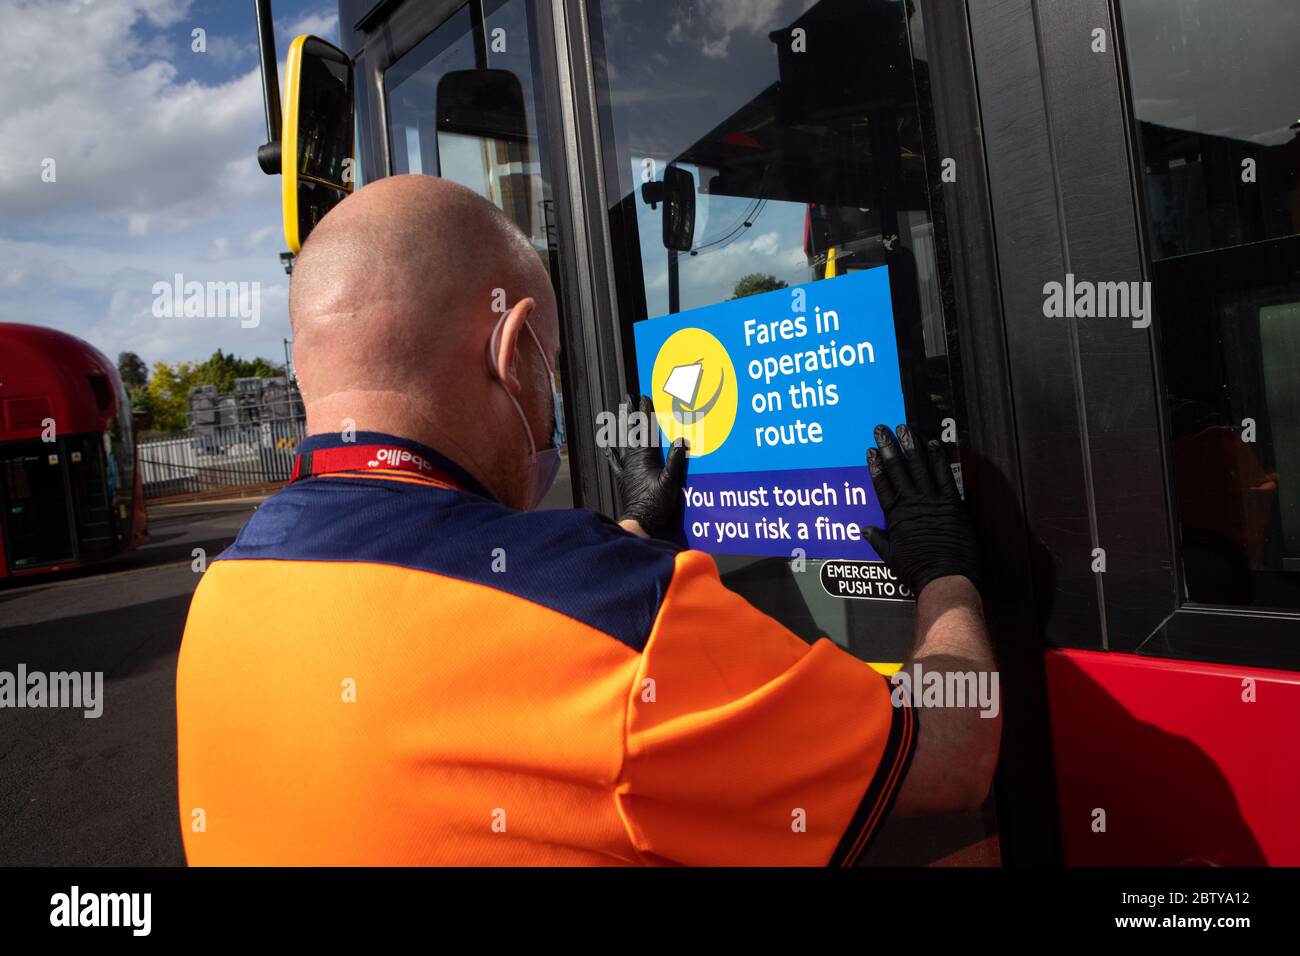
489,297 -> 536,397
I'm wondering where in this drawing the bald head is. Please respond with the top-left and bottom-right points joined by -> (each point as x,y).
289,175 -> 562,508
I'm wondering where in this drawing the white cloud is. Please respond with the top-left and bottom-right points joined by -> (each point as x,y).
639,212 -> 810,315
282,9 -> 339,41
0,231 -> 293,362
667,0 -> 814,60
89,277 -> 289,365
747,230 -> 781,257
0,1 -> 273,230
243,224 -> 279,250
0,0 -> 293,365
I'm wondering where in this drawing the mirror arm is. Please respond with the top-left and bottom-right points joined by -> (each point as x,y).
253,0 -> 283,176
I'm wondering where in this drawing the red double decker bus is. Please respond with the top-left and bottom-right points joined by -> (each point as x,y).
0,323 -> 148,579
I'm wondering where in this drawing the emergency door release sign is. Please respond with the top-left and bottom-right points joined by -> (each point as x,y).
633,266 -> 906,561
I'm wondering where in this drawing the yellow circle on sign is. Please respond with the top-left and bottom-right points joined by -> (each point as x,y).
650,327 -> 738,457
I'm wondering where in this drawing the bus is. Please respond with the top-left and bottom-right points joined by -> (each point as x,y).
0,324 -> 148,579
251,0 -> 1300,865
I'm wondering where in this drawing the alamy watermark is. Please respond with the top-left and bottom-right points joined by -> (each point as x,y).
1042,273 -> 1151,329
50,886 -> 150,936
152,273 -> 260,328
594,403 -> 668,449
890,663 -> 1000,719
0,665 -> 103,718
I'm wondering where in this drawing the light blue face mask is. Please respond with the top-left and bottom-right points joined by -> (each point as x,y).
492,315 -> 565,509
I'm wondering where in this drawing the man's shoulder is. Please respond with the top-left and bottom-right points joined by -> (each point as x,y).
218,476 -> 681,651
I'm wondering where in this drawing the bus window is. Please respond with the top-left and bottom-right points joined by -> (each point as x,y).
383,0 -> 573,508
386,1 -> 554,263
587,0 -> 994,863
386,5 -> 476,180
1118,0 -> 1300,609
590,0 -> 959,657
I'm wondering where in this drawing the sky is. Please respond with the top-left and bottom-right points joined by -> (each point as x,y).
0,0 -> 867,372
0,0 -> 339,369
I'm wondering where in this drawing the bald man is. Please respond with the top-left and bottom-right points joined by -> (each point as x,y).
176,175 -> 998,866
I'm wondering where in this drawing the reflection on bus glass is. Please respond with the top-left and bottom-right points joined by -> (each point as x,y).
386,1 -> 552,259
586,0 -> 995,864
1120,0 -> 1300,609
297,52 -> 352,186
595,0 -> 940,322
589,0 -> 963,533
297,180 -> 349,244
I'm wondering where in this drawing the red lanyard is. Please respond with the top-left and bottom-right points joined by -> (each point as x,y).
290,444 -> 461,487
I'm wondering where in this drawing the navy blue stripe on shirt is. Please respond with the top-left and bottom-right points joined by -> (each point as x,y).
219,474 -> 679,652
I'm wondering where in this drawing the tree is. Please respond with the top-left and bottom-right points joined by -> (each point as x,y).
731,273 -> 788,299
192,349 -> 285,395
142,350 -> 287,433
144,361 -> 198,433
117,351 -> 149,391
117,351 -> 155,430
127,387 -> 157,431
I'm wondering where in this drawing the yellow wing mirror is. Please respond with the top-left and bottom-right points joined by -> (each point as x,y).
281,35 -> 354,254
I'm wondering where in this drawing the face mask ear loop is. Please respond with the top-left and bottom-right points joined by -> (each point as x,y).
487,311 -> 539,456
520,321 -> 564,447
486,312 -> 508,379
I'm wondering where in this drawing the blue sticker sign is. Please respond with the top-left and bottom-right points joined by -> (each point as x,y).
633,266 -> 906,560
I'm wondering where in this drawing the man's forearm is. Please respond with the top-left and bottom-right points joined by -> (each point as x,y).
908,575 -> 994,669
892,574 -> 1001,815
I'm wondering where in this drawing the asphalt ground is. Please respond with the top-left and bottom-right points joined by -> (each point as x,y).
0,498 -> 260,865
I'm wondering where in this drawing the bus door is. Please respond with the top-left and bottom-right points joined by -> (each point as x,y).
66,434 -> 115,560
1,441 -> 76,571
961,0 -> 1300,864
566,0 -> 1002,865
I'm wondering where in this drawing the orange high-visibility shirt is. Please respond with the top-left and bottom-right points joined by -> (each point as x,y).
176,433 -> 915,865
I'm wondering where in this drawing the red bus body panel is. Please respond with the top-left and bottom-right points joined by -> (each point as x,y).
1046,647 -> 1300,865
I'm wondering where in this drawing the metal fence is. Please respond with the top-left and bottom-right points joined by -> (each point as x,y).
138,415 -> 306,499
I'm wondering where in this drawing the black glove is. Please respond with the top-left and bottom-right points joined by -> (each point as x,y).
606,394 -> 688,540
863,424 -> 980,597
